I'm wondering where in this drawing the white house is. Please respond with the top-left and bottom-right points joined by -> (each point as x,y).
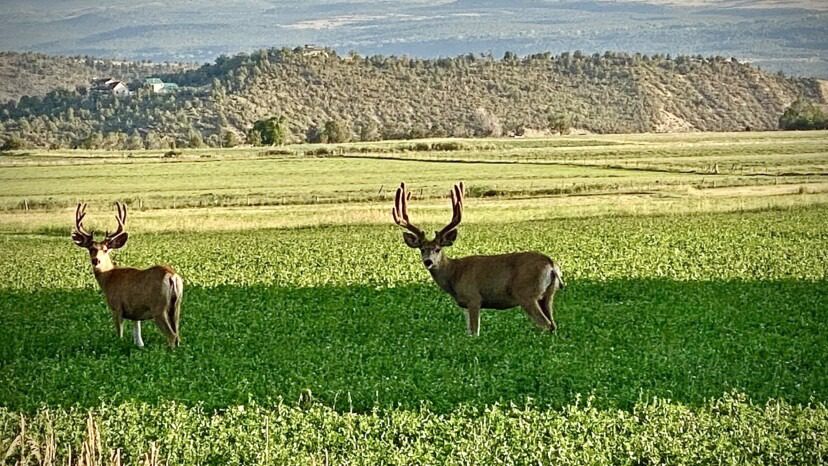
144,77 -> 165,93
144,77 -> 180,93
90,77 -> 130,96
108,81 -> 129,96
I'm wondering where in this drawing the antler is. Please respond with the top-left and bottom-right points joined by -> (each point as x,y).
436,182 -> 464,238
391,182 -> 425,238
104,202 -> 128,244
72,203 -> 94,247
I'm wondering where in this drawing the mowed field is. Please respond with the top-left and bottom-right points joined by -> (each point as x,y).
1,132 -> 827,464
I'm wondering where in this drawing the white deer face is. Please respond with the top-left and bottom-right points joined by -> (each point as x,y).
87,242 -> 116,273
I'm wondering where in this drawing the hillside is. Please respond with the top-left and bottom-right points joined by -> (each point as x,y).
0,52 -> 195,103
0,48 -> 825,149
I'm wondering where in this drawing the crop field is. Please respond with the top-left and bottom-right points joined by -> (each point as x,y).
1,132 -> 827,464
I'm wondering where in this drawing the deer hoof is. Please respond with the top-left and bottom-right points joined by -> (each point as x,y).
548,322 -> 557,333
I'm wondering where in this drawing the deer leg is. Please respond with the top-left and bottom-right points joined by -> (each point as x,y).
132,321 -> 145,348
539,293 -> 556,332
153,314 -> 178,348
465,306 -> 481,337
111,310 -> 124,339
520,299 -> 553,331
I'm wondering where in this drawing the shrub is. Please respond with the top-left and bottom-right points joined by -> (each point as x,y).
431,141 -> 466,151
779,99 -> 828,130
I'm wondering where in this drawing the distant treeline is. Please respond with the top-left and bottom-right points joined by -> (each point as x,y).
0,47 -> 825,150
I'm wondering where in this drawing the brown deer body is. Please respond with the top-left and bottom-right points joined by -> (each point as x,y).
393,182 -> 565,336
72,203 -> 183,348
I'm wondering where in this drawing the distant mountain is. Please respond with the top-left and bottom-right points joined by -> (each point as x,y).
0,1 -> 826,77
0,52 -> 195,103
1,48 -> 824,149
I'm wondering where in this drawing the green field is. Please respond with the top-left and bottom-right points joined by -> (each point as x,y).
1,132 -> 827,464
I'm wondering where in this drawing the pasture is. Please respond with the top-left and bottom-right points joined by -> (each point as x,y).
1,131 -> 827,464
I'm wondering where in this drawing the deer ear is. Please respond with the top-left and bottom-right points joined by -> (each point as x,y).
438,228 -> 458,246
71,232 -> 88,247
402,232 -> 421,248
107,233 -> 129,250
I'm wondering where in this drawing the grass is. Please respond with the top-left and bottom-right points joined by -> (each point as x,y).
2,207 -> 827,413
3,394 -> 826,465
1,132 -> 827,464
0,131 -> 825,214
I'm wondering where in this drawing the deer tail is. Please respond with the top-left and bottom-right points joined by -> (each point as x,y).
168,274 -> 183,341
551,262 -> 566,290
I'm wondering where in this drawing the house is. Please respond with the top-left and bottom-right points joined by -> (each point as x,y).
144,77 -> 165,93
143,77 -> 180,93
90,77 -> 130,96
108,81 -> 129,96
91,77 -> 116,90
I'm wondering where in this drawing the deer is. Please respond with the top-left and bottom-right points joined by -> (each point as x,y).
71,202 -> 183,348
392,182 -> 565,336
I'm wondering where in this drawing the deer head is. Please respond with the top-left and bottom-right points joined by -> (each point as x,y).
72,202 -> 129,273
392,182 -> 464,270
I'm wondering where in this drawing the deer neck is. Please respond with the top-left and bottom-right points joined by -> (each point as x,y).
92,263 -> 117,289
428,255 -> 457,298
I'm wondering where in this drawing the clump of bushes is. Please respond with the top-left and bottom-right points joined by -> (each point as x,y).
465,184 -> 503,197
779,99 -> 828,130
263,148 -> 294,156
432,141 -> 467,151
304,147 -> 333,156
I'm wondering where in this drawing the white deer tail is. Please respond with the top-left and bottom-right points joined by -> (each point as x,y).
551,263 -> 566,290
167,274 -> 183,343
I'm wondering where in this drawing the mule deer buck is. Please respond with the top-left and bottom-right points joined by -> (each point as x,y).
392,182 -> 565,336
72,202 -> 183,348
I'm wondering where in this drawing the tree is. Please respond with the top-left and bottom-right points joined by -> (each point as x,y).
305,125 -> 324,143
222,130 -> 240,148
357,120 -> 380,142
126,130 -> 144,150
187,128 -> 205,148
251,116 -> 287,145
1,135 -> 25,151
547,111 -> 571,135
81,132 -> 103,149
324,119 -> 351,143
247,129 -> 262,146
471,107 -> 502,137
145,131 -> 163,150
779,99 -> 828,130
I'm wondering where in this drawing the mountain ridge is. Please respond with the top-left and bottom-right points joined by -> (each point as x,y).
0,48 -> 824,149
1,0 -> 826,77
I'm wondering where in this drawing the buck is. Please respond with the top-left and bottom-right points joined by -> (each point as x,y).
71,202 -> 183,348
392,182 -> 565,336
